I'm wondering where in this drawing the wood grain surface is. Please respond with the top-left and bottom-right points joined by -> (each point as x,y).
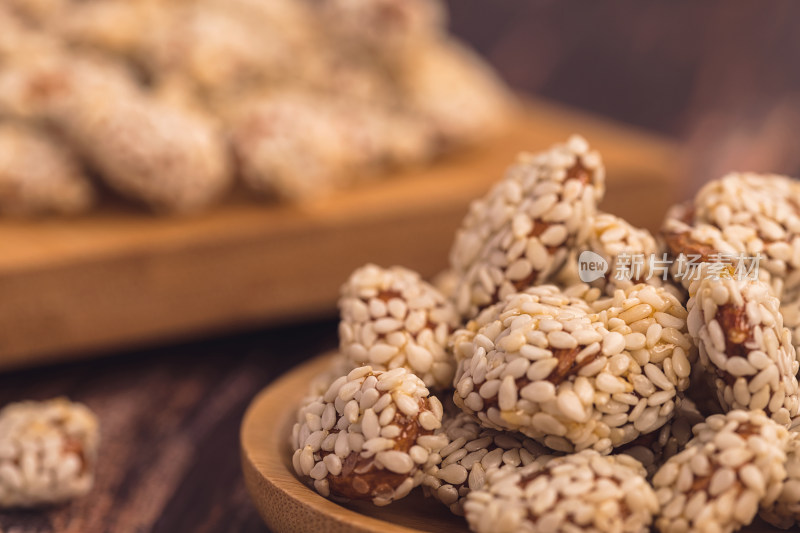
0,99 -> 681,371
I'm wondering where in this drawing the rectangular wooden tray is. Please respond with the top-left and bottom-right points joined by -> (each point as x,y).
0,98 -> 684,370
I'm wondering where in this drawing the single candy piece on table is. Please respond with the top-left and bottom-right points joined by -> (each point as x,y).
338,264 -> 459,390
449,135 -> 605,319
421,411 -> 552,515
0,398 -> 99,508
464,449 -> 658,533
652,409 -> 789,533
290,366 -> 446,506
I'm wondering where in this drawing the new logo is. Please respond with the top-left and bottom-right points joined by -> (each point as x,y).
578,250 -> 608,283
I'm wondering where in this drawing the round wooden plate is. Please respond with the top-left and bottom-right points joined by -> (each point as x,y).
241,352 -> 778,533
240,351 -> 469,533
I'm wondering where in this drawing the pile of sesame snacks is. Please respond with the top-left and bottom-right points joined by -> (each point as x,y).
0,0 -> 508,215
292,135 -> 800,532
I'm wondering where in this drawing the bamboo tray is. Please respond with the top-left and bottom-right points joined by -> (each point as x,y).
240,352 -> 776,533
0,98 -> 683,370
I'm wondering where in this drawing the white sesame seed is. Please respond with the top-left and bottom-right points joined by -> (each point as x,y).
601,332 -> 626,356
547,330 -> 578,350
377,450 -> 415,474
438,464 -> 469,485
419,411 -> 441,431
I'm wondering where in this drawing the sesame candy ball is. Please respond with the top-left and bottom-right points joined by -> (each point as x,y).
448,283 -> 594,368
652,410 -> 789,533
581,212 -> 678,295
0,123 -> 94,217
421,411 -> 552,515
0,398 -> 99,508
291,366 -> 446,506
316,0 -> 445,56
692,173 -> 800,299
661,215 -> 775,296
662,213 -> 739,271
661,173 -> 800,300
686,273 -> 800,428
398,37 -> 510,147
230,93 -> 436,201
3,51 -> 234,213
453,282 -> 692,454
449,135 -> 605,319
760,432 -> 800,529
464,450 -> 658,533
338,264 -> 459,390
617,397 -> 704,478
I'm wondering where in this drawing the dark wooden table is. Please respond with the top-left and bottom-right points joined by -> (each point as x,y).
0,319 -> 339,533
3,2 -> 800,532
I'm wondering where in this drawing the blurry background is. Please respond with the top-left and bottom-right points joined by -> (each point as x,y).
2,1 -> 800,532
447,0 -> 800,193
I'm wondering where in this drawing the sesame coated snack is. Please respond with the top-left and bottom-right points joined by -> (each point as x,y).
760,431 -> 800,529
464,450 -> 659,533
0,398 -> 99,508
686,271 -> 800,428
338,264 -> 459,390
652,410 -> 789,533
229,93 -> 435,201
421,411 -> 552,515
692,174 -> 800,299
0,123 -> 94,216
61,93 -> 232,213
291,366 -> 446,506
662,173 -> 800,300
315,0 -> 445,57
0,45 -> 233,213
617,397 -> 704,478
580,212 -> 667,294
395,37 -> 511,147
449,135 -> 605,319
451,282 -> 692,454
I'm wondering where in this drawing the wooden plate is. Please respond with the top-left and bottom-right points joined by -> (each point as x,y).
241,352 -> 778,533
0,98 -> 684,370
